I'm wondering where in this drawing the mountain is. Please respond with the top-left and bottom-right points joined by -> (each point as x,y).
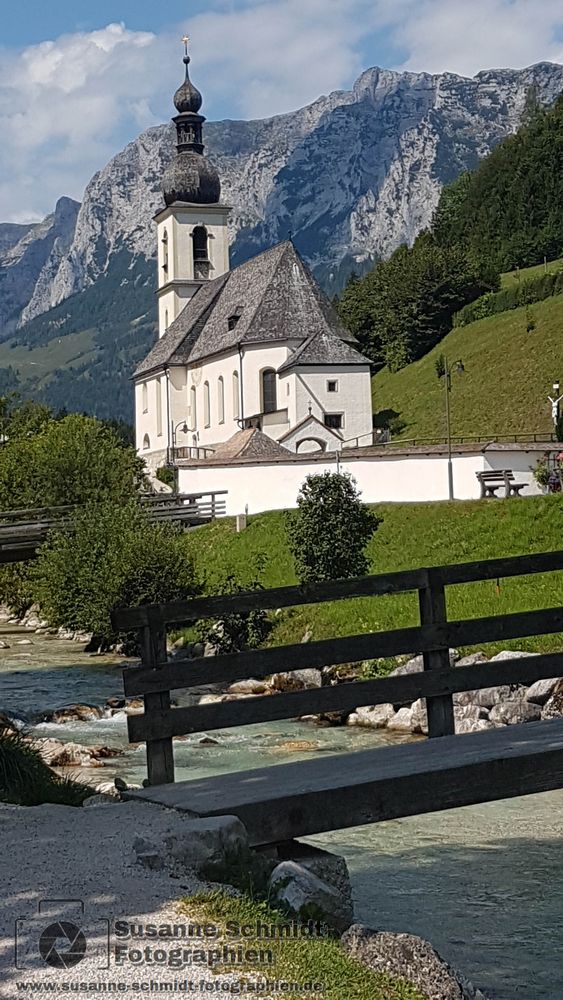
1,60 -> 562,421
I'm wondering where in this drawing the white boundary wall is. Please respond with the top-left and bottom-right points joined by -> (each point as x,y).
177,444 -> 548,516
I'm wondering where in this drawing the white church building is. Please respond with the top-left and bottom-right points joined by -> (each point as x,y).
134,47 -> 374,471
135,47 -> 552,513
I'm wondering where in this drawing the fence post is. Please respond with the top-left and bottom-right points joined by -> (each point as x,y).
140,611 -> 175,785
418,569 -> 455,738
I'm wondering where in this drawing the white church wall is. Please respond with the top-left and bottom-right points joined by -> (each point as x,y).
483,449 -> 543,494
177,445 -> 546,515
135,375 -> 168,462
292,366 -> 373,446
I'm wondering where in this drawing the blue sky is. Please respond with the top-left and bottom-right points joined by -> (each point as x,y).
1,0 -> 562,222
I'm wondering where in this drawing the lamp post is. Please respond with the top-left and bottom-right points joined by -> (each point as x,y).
170,420 -> 188,461
442,358 -> 465,501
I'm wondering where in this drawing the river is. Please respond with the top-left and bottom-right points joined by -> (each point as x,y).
1,625 -> 562,999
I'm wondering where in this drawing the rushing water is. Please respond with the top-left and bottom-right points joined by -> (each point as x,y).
2,627 -> 563,999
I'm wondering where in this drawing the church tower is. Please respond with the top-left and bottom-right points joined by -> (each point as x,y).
156,40 -> 230,338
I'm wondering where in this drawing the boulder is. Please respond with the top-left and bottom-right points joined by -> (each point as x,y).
271,669 -> 323,692
346,704 -> 394,729
526,676 -> 563,705
455,705 -> 490,722
455,718 -> 496,734
42,703 -> 105,724
36,739 -> 122,767
489,700 -> 541,725
163,815 -> 248,871
389,650 -> 459,677
269,860 -> 353,932
455,685 -> 519,709
228,679 -> 271,696
341,924 -> 490,1000
276,842 -> 353,913
455,652 -> 488,667
410,699 -> 428,735
387,707 -> 413,732
489,650 -> 535,662
542,680 -> 563,720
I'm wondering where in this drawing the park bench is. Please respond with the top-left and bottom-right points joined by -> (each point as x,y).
476,469 -> 526,498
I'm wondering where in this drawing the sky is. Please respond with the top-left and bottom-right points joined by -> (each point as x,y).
1,0 -> 562,223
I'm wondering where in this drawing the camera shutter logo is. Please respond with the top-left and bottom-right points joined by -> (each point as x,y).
38,921 -> 87,969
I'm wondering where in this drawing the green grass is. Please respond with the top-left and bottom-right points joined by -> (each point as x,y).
179,892 -> 425,1000
187,496 -> 563,655
371,292 -> 563,440
501,256 -> 563,288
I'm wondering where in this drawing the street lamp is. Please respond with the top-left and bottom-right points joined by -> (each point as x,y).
169,420 -> 188,463
441,358 -> 465,501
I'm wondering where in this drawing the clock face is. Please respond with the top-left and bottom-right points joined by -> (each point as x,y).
191,367 -> 202,386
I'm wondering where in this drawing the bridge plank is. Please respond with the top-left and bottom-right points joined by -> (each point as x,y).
125,718 -> 563,845
123,606 -> 563,697
126,650 -> 563,742
113,550 -> 563,629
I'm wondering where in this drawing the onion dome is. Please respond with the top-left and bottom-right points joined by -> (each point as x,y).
162,39 -> 221,207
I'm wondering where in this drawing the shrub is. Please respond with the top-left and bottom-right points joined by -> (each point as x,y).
156,466 -> 176,489
0,727 -> 91,806
454,268 -> 563,327
287,472 -> 381,584
30,501 -> 199,645
196,562 -> 272,655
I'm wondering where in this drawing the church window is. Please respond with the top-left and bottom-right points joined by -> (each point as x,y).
192,226 -> 210,280
142,434 -> 150,451
161,230 -> 169,274
189,385 -> 197,431
218,376 -> 225,423
261,369 -> 277,414
324,413 -> 343,430
232,371 -> 240,420
165,309 -> 169,330
156,377 -> 163,436
327,380 -> 339,393
142,383 -> 148,413
203,381 -> 211,428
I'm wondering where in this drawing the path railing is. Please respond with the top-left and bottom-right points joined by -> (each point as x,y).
114,550 -> 563,786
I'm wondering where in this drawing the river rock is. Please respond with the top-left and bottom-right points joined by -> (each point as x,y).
489,650 -> 535,662
455,652 -> 489,667
228,678 -> 270,695
455,685 -> 520,709
410,699 -> 428,734
269,860 -> 353,932
16,639 -> 33,646
455,718 -> 496,734
390,650 -> 460,677
489,701 -> 541,725
387,707 -> 414,732
526,676 -> 563,705
347,704 -> 394,729
36,739 -> 122,767
0,640 -> 10,649
163,815 -> 248,870
42,703 -> 105,723
277,842 -> 353,911
271,668 -> 322,692
341,924 -> 490,999
541,679 -> 563,719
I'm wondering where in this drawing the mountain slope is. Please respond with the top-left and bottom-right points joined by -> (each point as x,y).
370,291 -> 563,440
1,60 -> 562,421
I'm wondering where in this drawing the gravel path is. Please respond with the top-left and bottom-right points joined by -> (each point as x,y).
0,800 -> 246,997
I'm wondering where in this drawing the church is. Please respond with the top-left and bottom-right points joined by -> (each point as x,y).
135,45 -> 374,472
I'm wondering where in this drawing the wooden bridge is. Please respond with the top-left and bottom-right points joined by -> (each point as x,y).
0,492 -> 227,563
113,551 -> 563,846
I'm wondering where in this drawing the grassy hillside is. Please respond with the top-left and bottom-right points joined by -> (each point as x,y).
371,292 -> 563,440
501,256 -> 563,288
187,496 -> 563,654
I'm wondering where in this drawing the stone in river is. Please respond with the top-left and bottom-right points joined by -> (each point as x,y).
42,703 -> 105,723
489,700 -> 541,725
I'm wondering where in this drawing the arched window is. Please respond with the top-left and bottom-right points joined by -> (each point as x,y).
232,371 -> 240,420
156,376 -> 163,436
164,309 -> 169,330
189,385 -> 197,431
161,229 -> 169,274
141,383 -> 148,414
203,381 -> 210,428
192,226 -> 210,280
218,376 -> 225,424
262,368 -> 277,414
142,434 -> 150,451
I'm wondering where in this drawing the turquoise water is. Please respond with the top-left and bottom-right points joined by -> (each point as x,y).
1,628 -> 563,998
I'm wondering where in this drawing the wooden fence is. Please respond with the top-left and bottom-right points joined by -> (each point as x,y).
114,550 -> 563,786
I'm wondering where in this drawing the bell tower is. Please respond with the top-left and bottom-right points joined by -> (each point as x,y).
156,38 -> 230,338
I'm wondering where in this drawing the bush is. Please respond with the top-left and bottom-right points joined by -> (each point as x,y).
156,466 -> 176,489
287,472 -> 381,584
196,561 -> 272,655
454,268 -> 563,327
0,727 -> 91,806
30,501 -> 200,645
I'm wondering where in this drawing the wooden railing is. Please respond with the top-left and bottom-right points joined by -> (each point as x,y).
0,492 -> 228,562
113,550 -> 563,786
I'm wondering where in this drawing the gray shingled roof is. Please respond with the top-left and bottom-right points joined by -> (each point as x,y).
211,428 -> 293,461
135,241 -> 368,378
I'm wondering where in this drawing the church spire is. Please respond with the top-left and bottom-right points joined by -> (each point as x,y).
162,38 -> 221,206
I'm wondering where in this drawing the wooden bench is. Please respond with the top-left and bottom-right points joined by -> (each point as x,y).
113,550 -> 563,845
476,470 -> 526,498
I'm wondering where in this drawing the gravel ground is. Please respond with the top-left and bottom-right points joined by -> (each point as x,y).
0,800 -> 249,997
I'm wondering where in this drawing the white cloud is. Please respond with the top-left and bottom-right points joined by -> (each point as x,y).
0,1 -> 562,223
